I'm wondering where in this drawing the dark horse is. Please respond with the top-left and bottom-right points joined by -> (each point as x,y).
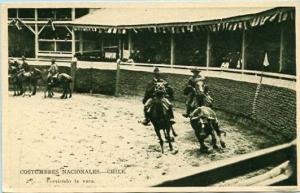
190,106 -> 226,153
148,82 -> 174,154
9,60 -> 42,96
44,73 -> 72,99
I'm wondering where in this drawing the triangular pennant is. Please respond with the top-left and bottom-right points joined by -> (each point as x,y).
263,52 -> 270,67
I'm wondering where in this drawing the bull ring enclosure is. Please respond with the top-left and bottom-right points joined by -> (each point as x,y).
6,59 -> 297,188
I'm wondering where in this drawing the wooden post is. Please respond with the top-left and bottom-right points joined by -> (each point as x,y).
34,9 -> 38,59
241,29 -> 247,72
128,31 -> 133,54
70,58 -> 77,92
115,59 -> 121,97
71,27 -> 75,58
279,24 -> 284,73
170,33 -> 175,66
206,31 -> 211,68
118,37 -> 123,59
71,8 -> 75,21
79,31 -> 83,54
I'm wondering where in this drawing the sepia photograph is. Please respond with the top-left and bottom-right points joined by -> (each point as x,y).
2,1 -> 299,192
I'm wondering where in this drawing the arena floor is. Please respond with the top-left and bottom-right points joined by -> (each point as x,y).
6,92 -> 280,188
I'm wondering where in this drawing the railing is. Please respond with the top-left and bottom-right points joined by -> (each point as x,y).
154,140 -> 296,187
120,61 -> 297,81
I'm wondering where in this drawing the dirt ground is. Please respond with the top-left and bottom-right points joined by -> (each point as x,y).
6,92 -> 279,188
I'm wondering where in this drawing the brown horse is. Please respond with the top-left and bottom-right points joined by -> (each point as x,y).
148,82 -> 174,154
44,73 -> 72,99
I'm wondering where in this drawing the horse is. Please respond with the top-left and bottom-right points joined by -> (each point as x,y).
9,60 -> 23,96
148,82 -> 174,154
17,68 -> 43,97
44,73 -> 72,99
190,106 -> 226,153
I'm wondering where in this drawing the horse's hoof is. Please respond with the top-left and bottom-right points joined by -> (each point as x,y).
171,150 -> 179,155
220,141 -> 226,148
200,147 -> 209,153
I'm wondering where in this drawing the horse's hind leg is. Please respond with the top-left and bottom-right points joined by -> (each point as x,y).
171,125 -> 178,137
154,128 -> 164,154
212,120 -> 226,148
68,83 -> 72,98
165,128 -> 173,151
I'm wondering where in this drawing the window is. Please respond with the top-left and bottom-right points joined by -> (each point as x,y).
56,42 -> 71,52
39,42 -> 55,51
8,9 -> 17,18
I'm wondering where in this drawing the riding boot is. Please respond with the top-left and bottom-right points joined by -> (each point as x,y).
142,107 -> 150,126
182,106 -> 191,118
169,107 -> 176,124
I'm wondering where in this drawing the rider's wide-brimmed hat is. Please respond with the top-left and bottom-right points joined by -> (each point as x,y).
21,56 -> 26,60
191,68 -> 201,74
51,58 -> 56,63
153,67 -> 160,74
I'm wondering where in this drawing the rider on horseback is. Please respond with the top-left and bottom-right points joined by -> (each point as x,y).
47,58 -> 59,83
17,56 -> 30,75
142,67 -> 175,126
183,68 -> 206,117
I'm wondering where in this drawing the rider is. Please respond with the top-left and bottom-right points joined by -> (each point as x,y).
183,68 -> 205,117
47,58 -> 59,83
142,67 -> 175,126
18,56 -> 30,73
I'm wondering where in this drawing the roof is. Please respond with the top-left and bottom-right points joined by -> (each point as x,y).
71,7 -> 295,32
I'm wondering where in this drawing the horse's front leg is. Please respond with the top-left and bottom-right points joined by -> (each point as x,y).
165,128 -> 173,151
154,128 -> 164,154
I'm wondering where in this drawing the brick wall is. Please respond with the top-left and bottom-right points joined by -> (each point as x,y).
18,65 -> 296,141
118,69 -> 296,141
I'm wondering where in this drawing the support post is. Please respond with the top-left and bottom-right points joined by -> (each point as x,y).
128,31 -> 133,54
34,9 -> 38,59
71,27 -> 75,57
279,24 -> 284,73
170,33 -> 175,66
71,8 -> 75,21
118,37 -> 123,59
115,59 -> 121,97
206,31 -> 211,68
70,58 -> 77,92
241,29 -> 247,72
79,31 -> 83,54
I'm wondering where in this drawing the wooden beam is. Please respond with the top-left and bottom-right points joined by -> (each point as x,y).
71,8 -> 75,21
279,23 -> 284,73
79,31 -> 83,54
35,24 -> 38,59
154,140 -> 296,187
128,31 -> 133,54
206,31 -> 211,68
71,28 -> 75,57
241,29 -> 247,71
170,33 -> 175,66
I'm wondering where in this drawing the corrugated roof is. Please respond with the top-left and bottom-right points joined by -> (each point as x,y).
72,7 -> 275,27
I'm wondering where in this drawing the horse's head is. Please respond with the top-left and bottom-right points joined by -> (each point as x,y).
154,82 -> 167,97
195,79 -> 205,93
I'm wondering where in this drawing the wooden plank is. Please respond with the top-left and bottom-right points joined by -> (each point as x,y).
206,31 -> 211,68
154,140 -> 296,187
170,33 -> 175,66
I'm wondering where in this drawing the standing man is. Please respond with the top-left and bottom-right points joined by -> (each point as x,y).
183,68 -> 205,117
142,67 -> 175,126
47,58 -> 59,82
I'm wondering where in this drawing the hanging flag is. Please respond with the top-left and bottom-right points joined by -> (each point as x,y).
190,25 -> 194,32
133,28 -> 138,33
269,13 -> 278,22
48,19 -> 55,31
122,29 -> 126,34
171,27 -> 175,34
282,12 -> 288,21
15,19 -> 22,30
153,26 -> 157,33
263,52 -> 270,67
